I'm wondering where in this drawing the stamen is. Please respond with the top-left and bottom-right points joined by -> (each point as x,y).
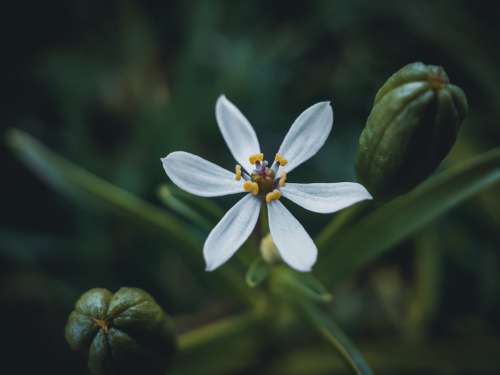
243,181 -> 259,195
275,153 -> 288,166
249,153 -> 264,165
234,164 -> 242,181
265,189 -> 281,203
278,172 -> 287,187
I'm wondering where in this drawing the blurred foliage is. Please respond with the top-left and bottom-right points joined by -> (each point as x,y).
2,0 -> 500,374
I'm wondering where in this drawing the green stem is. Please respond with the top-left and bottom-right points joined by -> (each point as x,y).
315,202 -> 370,250
157,184 -> 213,230
268,336 -> 500,374
298,300 -> 373,375
406,229 -> 441,339
260,203 -> 269,236
163,183 -> 225,220
177,309 -> 267,352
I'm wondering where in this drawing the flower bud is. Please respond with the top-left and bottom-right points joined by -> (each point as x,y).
260,233 -> 281,264
65,287 -> 176,375
356,62 -> 468,199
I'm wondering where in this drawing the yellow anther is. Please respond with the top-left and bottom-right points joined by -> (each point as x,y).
265,189 -> 281,203
243,181 -> 259,195
275,153 -> 288,166
249,153 -> 264,165
278,172 -> 287,187
235,164 -> 242,181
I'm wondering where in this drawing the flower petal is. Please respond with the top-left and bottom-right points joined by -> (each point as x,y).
276,101 -> 333,173
204,194 -> 261,271
281,182 -> 372,213
162,151 -> 243,197
216,95 -> 261,172
267,200 -> 317,272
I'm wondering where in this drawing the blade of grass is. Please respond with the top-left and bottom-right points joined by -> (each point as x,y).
157,184 -> 213,230
299,300 -> 373,375
177,309 -> 267,352
6,128 -> 255,302
318,147 -> 500,285
162,183 -> 225,220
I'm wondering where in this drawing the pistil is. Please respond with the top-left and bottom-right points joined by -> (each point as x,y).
244,153 -> 288,201
92,317 -> 110,333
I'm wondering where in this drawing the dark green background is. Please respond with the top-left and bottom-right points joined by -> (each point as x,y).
2,1 -> 500,374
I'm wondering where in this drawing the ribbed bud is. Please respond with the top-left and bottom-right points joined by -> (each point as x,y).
356,62 -> 468,199
65,287 -> 176,375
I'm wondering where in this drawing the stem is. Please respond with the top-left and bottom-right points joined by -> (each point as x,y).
260,203 -> 269,236
315,202 -> 370,250
157,185 -> 213,230
177,309 -> 267,352
298,300 -> 373,375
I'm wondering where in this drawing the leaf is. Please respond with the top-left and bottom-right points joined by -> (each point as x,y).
6,128 -> 200,251
177,310 -> 265,352
299,301 -> 373,375
316,202 -> 371,249
245,258 -> 271,288
157,184 -> 213,230
160,183 -> 225,221
407,229 -> 442,338
274,268 -> 332,303
5,129 -> 255,301
318,147 -> 500,285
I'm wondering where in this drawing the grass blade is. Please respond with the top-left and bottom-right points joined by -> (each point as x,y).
318,147 -> 500,285
300,301 -> 373,375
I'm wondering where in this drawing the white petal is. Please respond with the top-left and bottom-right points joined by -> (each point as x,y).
216,95 -> 261,172
276,101 -> 333,173
267,200 -> 317,272
162,151 -> 243,197
204,194 -> 261,271
281,182 -> 372,214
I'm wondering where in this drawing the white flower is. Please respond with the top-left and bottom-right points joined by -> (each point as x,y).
162,95 -> 372,272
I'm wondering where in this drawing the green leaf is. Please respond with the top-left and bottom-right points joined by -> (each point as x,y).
177,310 -> 266,352
407,229 -> 442,338
6,128 -> 200,251
160,183 -> 225,221
299,301 -> 373,375
245,258 -> 271,288
318,147 -> 500,285
157,184 -> 213,230
274,268 -> 332,303
316,202 -> 371,249
5,129 -> 255,302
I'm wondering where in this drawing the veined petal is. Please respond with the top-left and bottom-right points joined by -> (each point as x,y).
281,182 -> 372,213
267,200 -> 317,272
216,95 -> 261,172
275,101 -> 333,173
162,151 -> 243,197
204,194 -> 261,271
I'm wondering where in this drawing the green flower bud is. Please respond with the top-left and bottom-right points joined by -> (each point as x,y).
356,62 -> 468,199
65,287 -> 176,375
